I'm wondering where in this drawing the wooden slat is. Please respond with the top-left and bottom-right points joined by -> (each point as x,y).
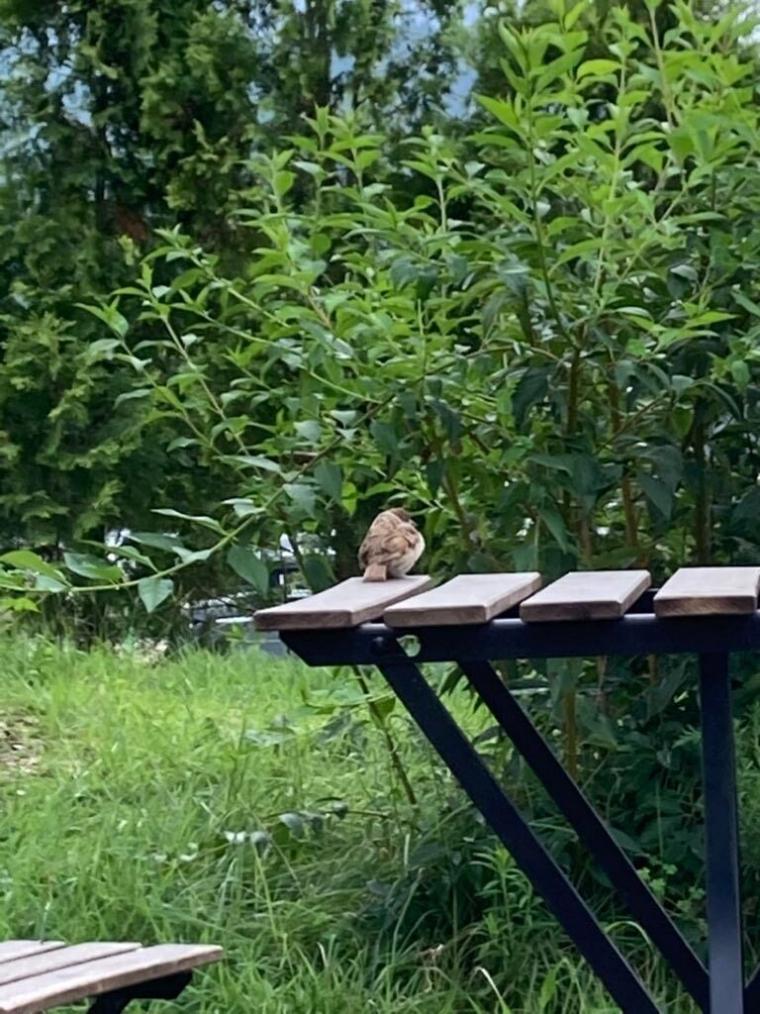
0,943 -> 223,1014
384,573 -> 542,627
520,570 -> 651,622
254,576 -> 434,631
654,567 -> 760,617
0,943 -> 140,987
0,945 -> 65,967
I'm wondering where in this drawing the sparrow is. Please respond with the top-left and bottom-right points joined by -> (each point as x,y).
358,508 -> 425,582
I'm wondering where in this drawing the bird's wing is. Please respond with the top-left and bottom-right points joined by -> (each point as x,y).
360,530 -> 416,567
358,514 -> 401,566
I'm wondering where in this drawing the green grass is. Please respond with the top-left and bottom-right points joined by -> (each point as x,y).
0,637 -> 717,1012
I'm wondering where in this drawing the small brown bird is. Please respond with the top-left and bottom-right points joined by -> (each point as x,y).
358,508 -> 425,582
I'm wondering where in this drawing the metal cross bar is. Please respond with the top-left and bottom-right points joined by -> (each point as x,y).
282,612 -> 760,666
460,660 -> 709,1009
377,652 -> 659,1013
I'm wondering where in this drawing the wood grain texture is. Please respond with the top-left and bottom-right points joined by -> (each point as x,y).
520,570 -> 651,622
254,576 -> 434,631
654,567 -> 760,616
384,573 -> 542,627
0,943 -> 223,1013
0,945 -> 65,968
0,944 -> 140,987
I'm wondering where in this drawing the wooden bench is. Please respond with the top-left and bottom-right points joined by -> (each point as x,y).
0,939 -> 222,1013
254,567 -> 760,632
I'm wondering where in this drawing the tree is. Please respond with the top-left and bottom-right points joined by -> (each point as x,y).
0,0 -> 468,552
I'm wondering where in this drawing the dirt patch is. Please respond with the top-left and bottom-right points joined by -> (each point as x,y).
0,713 -> 43,776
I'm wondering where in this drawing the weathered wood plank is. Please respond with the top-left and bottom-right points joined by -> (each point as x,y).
0,946 -> 66,968
520,570 -> 651,622
254,576 -> 434,631
0,943 -> 140,987
384,573 -> 542,627
654,567 -> 760,617
0,944 -> 223,1014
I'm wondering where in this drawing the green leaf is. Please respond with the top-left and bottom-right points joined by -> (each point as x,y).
152,508 -> 224,533
223,498 -> 261,518
223,454 -> 282,473
285,483 -> 317,516
577,59 -> 620,79
129,532 -> 188,555
294,420 -> 322,443
33,574 -> 68,593
176,547 -> 214,565
226,546 -> 269,594
539,507 -> 571,552
138,576 -> 174,613
733,290 -> 760,318
538,966 -> 558,1012
85,338 -> 120,362
638,474 -> 673,519
301,554 -> 334,592
370,420 -> 399,455
0,550 -> 67,583
63,552 -> 123,583
477,95 -> 520,130
79,302 -> 129,338
105,544 -> 156,569
513,369 -> 548,429
167,437 -> 197,452
115,388 -> 152,407
0,596 -> 38,614
314,461 -> 342,502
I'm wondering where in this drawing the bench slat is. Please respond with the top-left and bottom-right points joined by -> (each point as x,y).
0,943 -> 140,987
0,944 -> 223,1014
0,945 -> 65,968
384,573 -> 542,627
520,570 -> 651,622
654,567 -> 760,616
254,576 -> 434,630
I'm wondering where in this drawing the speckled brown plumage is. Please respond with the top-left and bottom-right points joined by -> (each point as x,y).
358,508 -> 425,582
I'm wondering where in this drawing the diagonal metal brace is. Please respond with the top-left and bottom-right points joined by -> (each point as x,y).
460,660 -> 708,1010
699,654 -> 744,1013
377,652 -> 659,1013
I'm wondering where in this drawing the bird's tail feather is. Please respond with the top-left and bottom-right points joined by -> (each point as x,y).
363,563 -> 387,582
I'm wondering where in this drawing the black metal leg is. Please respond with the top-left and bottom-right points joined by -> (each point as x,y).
699,653 -> 744,1013
88,972 -> 193,1013
378,655 -> 659,1013
89,998 -> 129,1014
461,660 -> 708,1010
746,973 -> 760,1013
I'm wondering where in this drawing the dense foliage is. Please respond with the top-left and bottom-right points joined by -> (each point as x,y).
4,1 -> 760,999
13,2 -> 760,581
0,0 -> 467,551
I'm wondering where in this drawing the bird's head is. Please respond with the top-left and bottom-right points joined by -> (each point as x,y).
388,507 -> 412,524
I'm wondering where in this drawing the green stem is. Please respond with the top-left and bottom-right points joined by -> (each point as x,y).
353,667 -> 417,806
46,392 -> 397,598
693,407 -> 711,564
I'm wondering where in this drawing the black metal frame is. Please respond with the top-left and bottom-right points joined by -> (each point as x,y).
283,608 -> 760,1013
88,972 -> 193,1013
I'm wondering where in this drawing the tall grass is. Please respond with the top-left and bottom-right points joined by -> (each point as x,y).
0,637 -> 736,1011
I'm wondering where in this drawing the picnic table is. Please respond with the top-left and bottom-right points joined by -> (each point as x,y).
255,566 -> 760,1014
